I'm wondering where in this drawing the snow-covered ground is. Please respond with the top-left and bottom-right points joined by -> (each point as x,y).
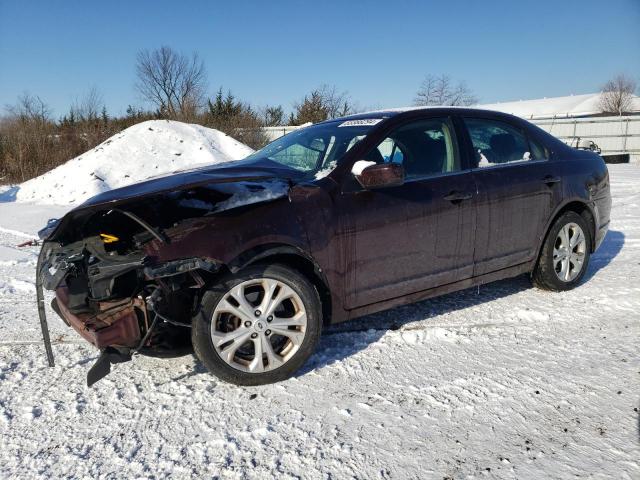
0,165 -> 638,479
0,120 -> 253,206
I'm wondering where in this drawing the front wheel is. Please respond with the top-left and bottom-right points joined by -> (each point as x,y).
532,211 -> 591,291
192,264 -> 322,386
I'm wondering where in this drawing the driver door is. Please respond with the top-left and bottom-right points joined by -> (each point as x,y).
336,117 -> 476,309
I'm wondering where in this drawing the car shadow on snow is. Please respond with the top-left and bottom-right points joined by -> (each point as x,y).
298,275 -> 533,376
298,229 -> 626,376
581,229 -> 625,282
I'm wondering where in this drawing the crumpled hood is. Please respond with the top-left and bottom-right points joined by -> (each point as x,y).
41,159 -> 302,243
78,158 -> 297,209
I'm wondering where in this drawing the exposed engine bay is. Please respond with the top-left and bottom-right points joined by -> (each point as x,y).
35,174 -> 293,386
37,210 -> 219,385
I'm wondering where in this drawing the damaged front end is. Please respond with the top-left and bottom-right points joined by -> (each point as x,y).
36,170 -> 293,386
37,215 -> 219,385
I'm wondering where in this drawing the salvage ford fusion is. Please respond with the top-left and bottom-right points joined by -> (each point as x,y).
36,108 -> 611,386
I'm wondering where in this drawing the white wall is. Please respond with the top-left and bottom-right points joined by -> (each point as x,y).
262,126 -> 302,142
531,115 -> 640,163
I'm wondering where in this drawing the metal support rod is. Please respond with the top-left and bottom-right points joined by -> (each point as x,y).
109,208 -> 170,244
133,311 -> 159,353
36,244 -> 55,367
623,117 -> 630,152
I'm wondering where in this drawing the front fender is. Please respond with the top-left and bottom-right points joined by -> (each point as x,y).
145,195 -> 311,268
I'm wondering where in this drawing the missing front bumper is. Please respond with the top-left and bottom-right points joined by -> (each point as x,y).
37,235 -> 216,385
54,288 -> 147,349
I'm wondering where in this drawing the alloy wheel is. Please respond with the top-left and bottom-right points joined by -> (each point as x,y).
210,278 -> 307,373
553,222 -> 587,282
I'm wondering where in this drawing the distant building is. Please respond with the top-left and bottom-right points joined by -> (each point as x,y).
480,92 -> 640,120
480,93 -> 640,163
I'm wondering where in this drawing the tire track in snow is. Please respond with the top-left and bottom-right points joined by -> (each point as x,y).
0,226 -> 36,239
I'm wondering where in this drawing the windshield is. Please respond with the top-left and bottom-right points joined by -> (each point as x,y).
245,119 -> 383,178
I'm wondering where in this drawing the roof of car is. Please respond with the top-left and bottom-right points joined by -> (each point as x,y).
316,106 -> 568,151
330,106 -> 513,123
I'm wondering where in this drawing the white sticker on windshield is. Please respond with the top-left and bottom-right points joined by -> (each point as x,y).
338,118 -> 383,127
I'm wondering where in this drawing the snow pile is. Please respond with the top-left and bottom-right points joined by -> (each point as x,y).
11,120 -> 254,206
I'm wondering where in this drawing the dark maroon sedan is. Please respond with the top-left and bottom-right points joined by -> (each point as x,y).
36,108 -> 611,386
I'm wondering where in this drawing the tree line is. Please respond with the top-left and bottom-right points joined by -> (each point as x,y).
0,44 -> 635,184
0,46 -> 370,184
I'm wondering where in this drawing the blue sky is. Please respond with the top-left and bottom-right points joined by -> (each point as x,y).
1,0 -> 639,117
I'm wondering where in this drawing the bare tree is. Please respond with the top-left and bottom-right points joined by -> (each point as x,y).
599,74 -> 637,115
414,74 -> 478,106
135,46 -> 207,119
6,92 -> 51,123
68,86 -> 104,122
291,85 -> 355,125
316,84 -> 355,118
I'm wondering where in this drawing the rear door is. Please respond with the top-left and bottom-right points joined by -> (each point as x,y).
338,116 -> 476,308
461,116 -> 562,275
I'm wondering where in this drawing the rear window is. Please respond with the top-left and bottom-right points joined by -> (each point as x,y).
464,118 -> 547,167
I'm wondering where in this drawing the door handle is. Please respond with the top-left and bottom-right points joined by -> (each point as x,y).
443,191 -> 472,203
542,175 -> 561,186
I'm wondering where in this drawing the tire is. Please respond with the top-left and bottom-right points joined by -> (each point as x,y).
532,211 -> 592,291
192,263 -> 322,386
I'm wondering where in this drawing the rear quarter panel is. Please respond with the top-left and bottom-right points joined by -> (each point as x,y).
554,149 -> 611,249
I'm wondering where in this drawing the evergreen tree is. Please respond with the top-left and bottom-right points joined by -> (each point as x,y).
264,105 -> 284,126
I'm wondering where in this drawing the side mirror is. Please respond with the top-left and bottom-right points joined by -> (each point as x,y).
351,161 -> 405,189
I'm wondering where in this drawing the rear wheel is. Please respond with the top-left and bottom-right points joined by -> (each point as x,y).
192,264 -> 322,385
532,211 -> 591,291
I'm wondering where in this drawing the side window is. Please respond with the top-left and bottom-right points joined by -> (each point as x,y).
364,118 -> 460,179
464,118 -> 539,168
377,138 -> 405,164
529,137 -> 549,160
